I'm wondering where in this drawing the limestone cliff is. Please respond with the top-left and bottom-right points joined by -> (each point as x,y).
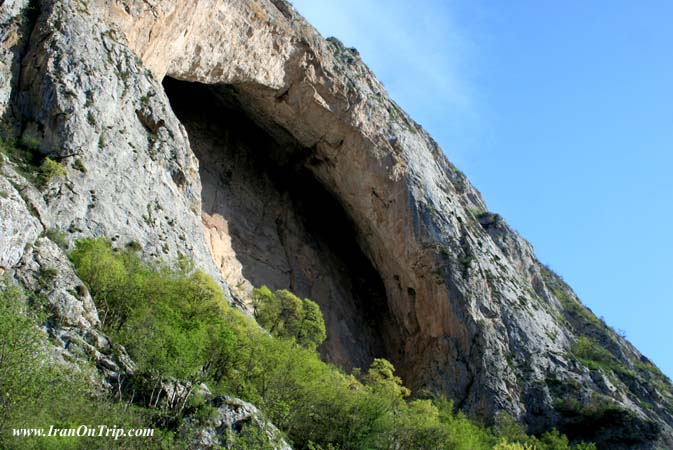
1,0 -> 672,448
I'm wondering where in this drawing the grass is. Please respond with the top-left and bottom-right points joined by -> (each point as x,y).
45,228 -> 69,249
0,136 -> 41,180
72,158 -> 87,173
635,360 -> 671,386
570,337 -> 617,371
0,136 -> 67,187
552,287 -> 603,329
546,267 -> 672,394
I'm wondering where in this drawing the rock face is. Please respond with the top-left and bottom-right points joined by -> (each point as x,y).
187,396 -> 292,450
163,77 -> 392,371
1,0 -> 672,448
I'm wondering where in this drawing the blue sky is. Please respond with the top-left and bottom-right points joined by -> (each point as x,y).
291,0 -> 673,378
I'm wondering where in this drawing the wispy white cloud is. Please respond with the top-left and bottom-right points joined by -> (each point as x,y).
290,0 -> 482,165
293,0 -> 472,106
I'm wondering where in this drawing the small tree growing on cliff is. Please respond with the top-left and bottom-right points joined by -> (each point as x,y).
296,297 -> 326,350
252,286 -> 326,350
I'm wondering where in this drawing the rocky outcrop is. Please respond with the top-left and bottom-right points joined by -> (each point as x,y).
15,237 -> 138,378
0,163 -> 42,270
1,0 -> 672,447
187,396 -> 292,450
3,0 -> 230,290
0,0 -> 33,131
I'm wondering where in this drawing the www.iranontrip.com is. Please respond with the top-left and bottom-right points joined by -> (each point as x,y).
12,425 -> 155,439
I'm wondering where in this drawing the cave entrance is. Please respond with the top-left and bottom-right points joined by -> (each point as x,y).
163,77 -> 391,371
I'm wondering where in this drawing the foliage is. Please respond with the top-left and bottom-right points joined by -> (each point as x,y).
493,413 -> 596,450
543,266 -> 673,411
0,276 -> 165,449
0,136 -> 41,182
232,423 -> 278,450
72,158 -> 87,173
0,136 -> 68,188
494,441 -> 537,450
552,393 -> 655,445
252,286 -> 327,350
0,278 -> 46,430
70,238 -> 235,415
554,393 -> 622,421
476,211 -> 503,227
493,412 -> 533,444
38,157 -> 67,186
20,135 -> 41,151
571,337 -> 617,371
45,228 -> 69,249
70,238 -> 139,329
67,238 -> 592,449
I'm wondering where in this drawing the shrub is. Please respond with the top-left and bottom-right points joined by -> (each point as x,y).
494,412 -> 531,443
70,238 -> 136,329
571,336 -> 617,371
69,238 -> 591,450
494,441 -> 537,450
38,264 -> 57,284
126,240 -> 143,252
233,423 -> 277,450
71,238 -> 235,411
0,276 -> 163,449
39,157 -> 67,185
72,157 -> 87,173
252,286 -> 326,350
46,227 -> 69,249
0,136 -> 41,182
0,278 -> 46,429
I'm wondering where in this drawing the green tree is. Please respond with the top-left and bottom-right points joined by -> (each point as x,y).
0,277 -> 45,431
67,238 -> 590,450
0,276 -> 163,449
272,289 -> 303,337
251,285 -> 278,328
394,400 -> 451,450
494,411 -> 530,442
364,358 -> 411,404
69,238 -> 140,329
252,287 -> 326,350
71,239 -> 237,413
296,298 -> 326,350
